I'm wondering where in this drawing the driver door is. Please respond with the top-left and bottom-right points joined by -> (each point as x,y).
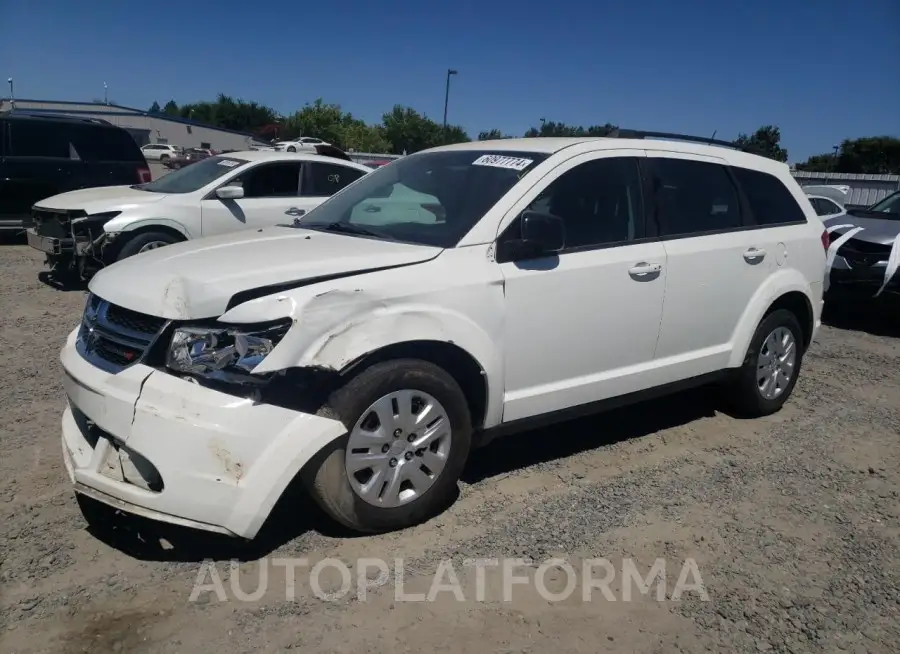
200,161 -> 307,236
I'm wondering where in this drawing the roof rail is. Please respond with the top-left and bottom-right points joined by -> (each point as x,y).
0,110 -> 113,126
607,129 -> 764,156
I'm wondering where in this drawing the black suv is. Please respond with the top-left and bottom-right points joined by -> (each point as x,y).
0,112 -> 150,232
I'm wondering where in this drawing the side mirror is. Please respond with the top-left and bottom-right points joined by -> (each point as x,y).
496,210 -> 566,263
215,185 -> 244,200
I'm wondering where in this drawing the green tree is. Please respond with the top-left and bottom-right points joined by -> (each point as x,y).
163,100 -> 179,116
734,125 -> 788,162
148,101 -> 161,113
523,121 -> 617,138
443,124 -> 471,145
282,98 -> 348,146
795,137 -> 900,174
381,105 -> 443,154
478,129 -> 504,140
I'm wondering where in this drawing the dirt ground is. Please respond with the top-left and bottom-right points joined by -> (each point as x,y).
0,242 -> 898,654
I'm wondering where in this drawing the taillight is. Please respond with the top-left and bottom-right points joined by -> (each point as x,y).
820,229 -> 830,251
137,167 -> 151,183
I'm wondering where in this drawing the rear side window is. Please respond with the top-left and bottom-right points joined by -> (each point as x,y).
7,120 -> 70,158
731,167 -> 807,226
69,125 -> 144,162
304,163 -> 366,197
647,158 -> 741,237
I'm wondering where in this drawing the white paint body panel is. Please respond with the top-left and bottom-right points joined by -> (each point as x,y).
61,136 -> 827,538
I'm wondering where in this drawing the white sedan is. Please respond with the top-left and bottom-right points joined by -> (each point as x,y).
27,150 -> 372,279
273,137 -> 331,152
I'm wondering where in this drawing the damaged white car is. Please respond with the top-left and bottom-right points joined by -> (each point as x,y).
61,133 -> 826,537
28,150 -> 371,280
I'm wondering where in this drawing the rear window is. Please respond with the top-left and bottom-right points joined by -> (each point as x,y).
731,167 -> 808,226
7,120 -> 71,158
69,125 -> 145,163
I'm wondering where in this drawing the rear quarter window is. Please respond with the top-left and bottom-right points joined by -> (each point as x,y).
69,125 -> 145,163
7,120 -> 71,158
731,167 -> 808,226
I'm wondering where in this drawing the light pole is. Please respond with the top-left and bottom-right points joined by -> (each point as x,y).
442,68 -> 458,142
104,82 -> 108,105
7,78 -> 13,109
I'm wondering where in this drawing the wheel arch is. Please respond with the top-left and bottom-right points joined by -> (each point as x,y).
339,340 -> 490,430
728,271 -> 817,368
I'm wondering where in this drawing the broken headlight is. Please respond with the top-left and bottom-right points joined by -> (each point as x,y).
165,320 -> 291,379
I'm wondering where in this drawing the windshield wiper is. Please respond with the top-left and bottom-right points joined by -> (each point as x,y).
302,221 -> 387,238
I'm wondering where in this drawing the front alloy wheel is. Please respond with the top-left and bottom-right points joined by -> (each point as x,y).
307,359 -> 472,533
345,390 -> 452,508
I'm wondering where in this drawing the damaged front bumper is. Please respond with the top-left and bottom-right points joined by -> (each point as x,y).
59,328 -> 347,539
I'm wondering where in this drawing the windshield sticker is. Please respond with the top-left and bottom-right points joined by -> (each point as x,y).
218,159 -> 240,167
472,155 -> 534,171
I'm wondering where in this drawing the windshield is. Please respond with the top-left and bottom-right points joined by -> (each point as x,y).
295,150 -> 549,247
135,156 -> 248,193
866,191 -> 900,216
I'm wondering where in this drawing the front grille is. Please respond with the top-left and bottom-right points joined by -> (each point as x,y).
76,294 -> 168,373
32,209 -> 85,238
837,238 -> 891,269
105,304 -> 166,336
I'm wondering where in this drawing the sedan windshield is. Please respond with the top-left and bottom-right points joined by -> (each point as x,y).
295,150 -> 548,247
867,191 -> 900,217
135,155 -> 248,193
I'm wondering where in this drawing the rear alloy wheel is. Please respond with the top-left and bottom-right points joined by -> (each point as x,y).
727,309 -> 804,417
307,359 -> 472,533
287,145 -> 297,153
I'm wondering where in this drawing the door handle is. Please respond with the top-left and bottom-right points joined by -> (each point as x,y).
628,262 -> 662,279
743,247 -> 767,263
285,207 -> 306,217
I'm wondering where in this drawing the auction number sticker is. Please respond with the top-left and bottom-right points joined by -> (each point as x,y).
218,159 -> 241,167
472,154 -> 534,171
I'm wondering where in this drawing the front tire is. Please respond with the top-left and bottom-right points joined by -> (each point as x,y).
726,309 -> 804,417
306,359 -> 472,533
115,231 -> 181,261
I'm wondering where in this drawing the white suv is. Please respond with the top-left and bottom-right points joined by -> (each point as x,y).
59,132 -> 827,538
140,144 -> 182,162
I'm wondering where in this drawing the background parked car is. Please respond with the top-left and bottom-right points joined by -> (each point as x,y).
26,150 -> 372,279
163,148 -> 212,170
140,143 -> 183,162
273,136 -> 330,152
0,111 -> 150,233
823,189 -> 900,301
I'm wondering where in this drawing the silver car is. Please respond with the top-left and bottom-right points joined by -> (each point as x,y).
825,190 -> 900,300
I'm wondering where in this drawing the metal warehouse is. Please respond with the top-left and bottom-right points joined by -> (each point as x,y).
791,170 -> 900,209
0,98 -> 271,152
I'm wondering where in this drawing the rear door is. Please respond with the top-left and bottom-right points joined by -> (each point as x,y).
0,118 -> 79,228
200,161 -> 304,235
68,124 -> 145,189
647,154 -> 771,378
300,161 -> 367,218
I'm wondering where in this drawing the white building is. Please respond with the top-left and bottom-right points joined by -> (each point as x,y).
0,98 -> 272,152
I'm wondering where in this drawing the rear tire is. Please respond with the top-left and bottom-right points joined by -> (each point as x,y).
726,309 -> 804,417
159,154 -> 170,163
306,359 -> 472,533
115,231 -> 181,261
287,146 -> 296,153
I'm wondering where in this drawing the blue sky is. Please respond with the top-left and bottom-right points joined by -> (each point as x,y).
1,0 -> 897,162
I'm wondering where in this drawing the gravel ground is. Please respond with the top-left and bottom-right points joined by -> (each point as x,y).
0,242 -> 898,654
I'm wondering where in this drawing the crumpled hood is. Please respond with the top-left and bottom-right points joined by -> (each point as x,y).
824,214 -> 900,246
34,185 -> 168,214
88,226 -> 442,319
